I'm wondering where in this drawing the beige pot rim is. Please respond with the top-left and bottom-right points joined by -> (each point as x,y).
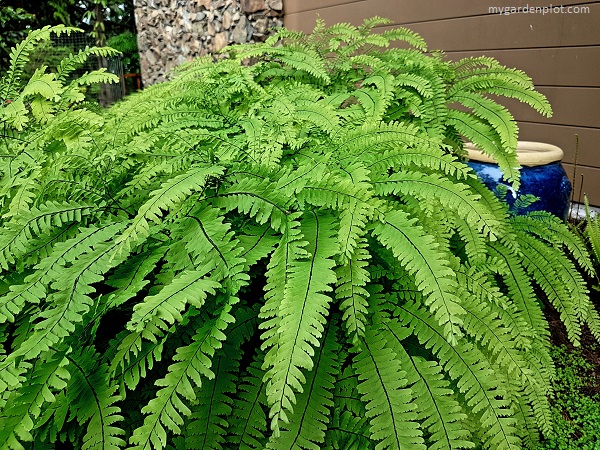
465,141 -> 564,167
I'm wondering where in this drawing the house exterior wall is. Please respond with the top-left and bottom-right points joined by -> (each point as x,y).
133,0 -> 283,85
284,0 -> 600,206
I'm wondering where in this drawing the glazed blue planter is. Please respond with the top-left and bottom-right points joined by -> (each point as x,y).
466,142 -> 572,221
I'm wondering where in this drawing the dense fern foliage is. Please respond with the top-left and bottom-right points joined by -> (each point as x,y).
1,19 -> 598,450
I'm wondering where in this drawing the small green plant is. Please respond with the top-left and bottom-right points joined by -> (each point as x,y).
0,19 -> 598,450
583,199 -> 600,274
107,31 -> 140,73
0,25 -> 119,128
536,345 -> 600,450
0,6 -> 35,71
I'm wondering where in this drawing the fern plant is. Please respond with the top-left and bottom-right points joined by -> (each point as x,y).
0,19 -> 597,450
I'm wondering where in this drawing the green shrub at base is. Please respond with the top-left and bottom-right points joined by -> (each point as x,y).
0,19 -> 598,450
536,345 -> 600,450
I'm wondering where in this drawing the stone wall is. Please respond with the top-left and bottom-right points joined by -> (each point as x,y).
133,0 -> 284,86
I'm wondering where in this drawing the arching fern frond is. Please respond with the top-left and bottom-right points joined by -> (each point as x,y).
511,212 -> 595,276
65,347 -> 126,450
263,212 -> 338,435
0,351 -> 69,448
372,210 -> 464,343
0,200 -> 98,270
266,322 -> 340,450
128,302 -> 236,450
353,326 -> 424,450
0,222 -> 128,366
228,355 -> 268,450
373,171 -> 504,239
395,302 -> 521,450
115,164 -> 224,254
0,25 -> 80,100
377,318 -> 474,450
335,238 -> 371,344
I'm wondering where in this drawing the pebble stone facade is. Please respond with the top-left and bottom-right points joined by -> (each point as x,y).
133,0 -> 284,85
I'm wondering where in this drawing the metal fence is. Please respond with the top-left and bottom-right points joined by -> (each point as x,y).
48,31 -> 125,106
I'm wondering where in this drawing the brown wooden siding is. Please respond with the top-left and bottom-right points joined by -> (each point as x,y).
284,0 -> 600,206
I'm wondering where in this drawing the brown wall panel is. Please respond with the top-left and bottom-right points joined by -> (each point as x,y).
285,0 -> 594,22
518,122 -> 600,167
497,87 -> 600,128
366,0 -> 593,25
285,3 -> 370,31
287,6 -> 600,48
394,12 -> 600,51
562,164 -> 600,206
284,0 -> 365,15
444,47 -> 600,88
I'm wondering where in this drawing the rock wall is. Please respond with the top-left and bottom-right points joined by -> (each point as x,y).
133,0 -> 284,85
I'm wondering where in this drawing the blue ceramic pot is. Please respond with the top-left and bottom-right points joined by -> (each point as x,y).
466,142 -> 572,221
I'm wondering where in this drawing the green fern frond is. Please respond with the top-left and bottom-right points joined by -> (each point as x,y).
395,302 -> 521,450
325,410 -> 373,450
0,222 -> 123,327
0,200 -> 98,270
238,224 -> 279,269
381,27 -> 427,51
216,175 -> 293,234
21,68 -> 63,101
97,246 -> 168,323
332,364 -> 365,420
127,268 -> 221,334
335,122 -> 433,162
584,198 -> 600,264
299,166 -> 375,259
513,230 -> 585,345
235,45 -> 330,83
229,355 -> 268,450
259,214 -> 305,355
373,171 -> 504,239
0,351 -> 69,447
365,147 -> 472,181
354,87 -> 390,124
459,297 -> 535,383
448,72 -> 551,117
115,165 -> 225,254
109,326 -> 168,394
487,243 -> 551,347
447,109 -> 520,188
353,326 -> 425,450
128,303 -> 236,450
450,92 -> 518,152
455,263 -> 532,347
378,318 -> 474,450
335,238 -> 371,343
372,209 -> 464,343
0,25 -> 80,100
512,212 -> 595,276
266,322 -> 340,450
59,69 -> 120,108
0,222 -> 128,366
56,46 -> 121,81
183,346 -> 239,449
65,347 -> 126,450
485,85 -> 552,117
263,212 -> 338,435
240,117 -> 284,168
